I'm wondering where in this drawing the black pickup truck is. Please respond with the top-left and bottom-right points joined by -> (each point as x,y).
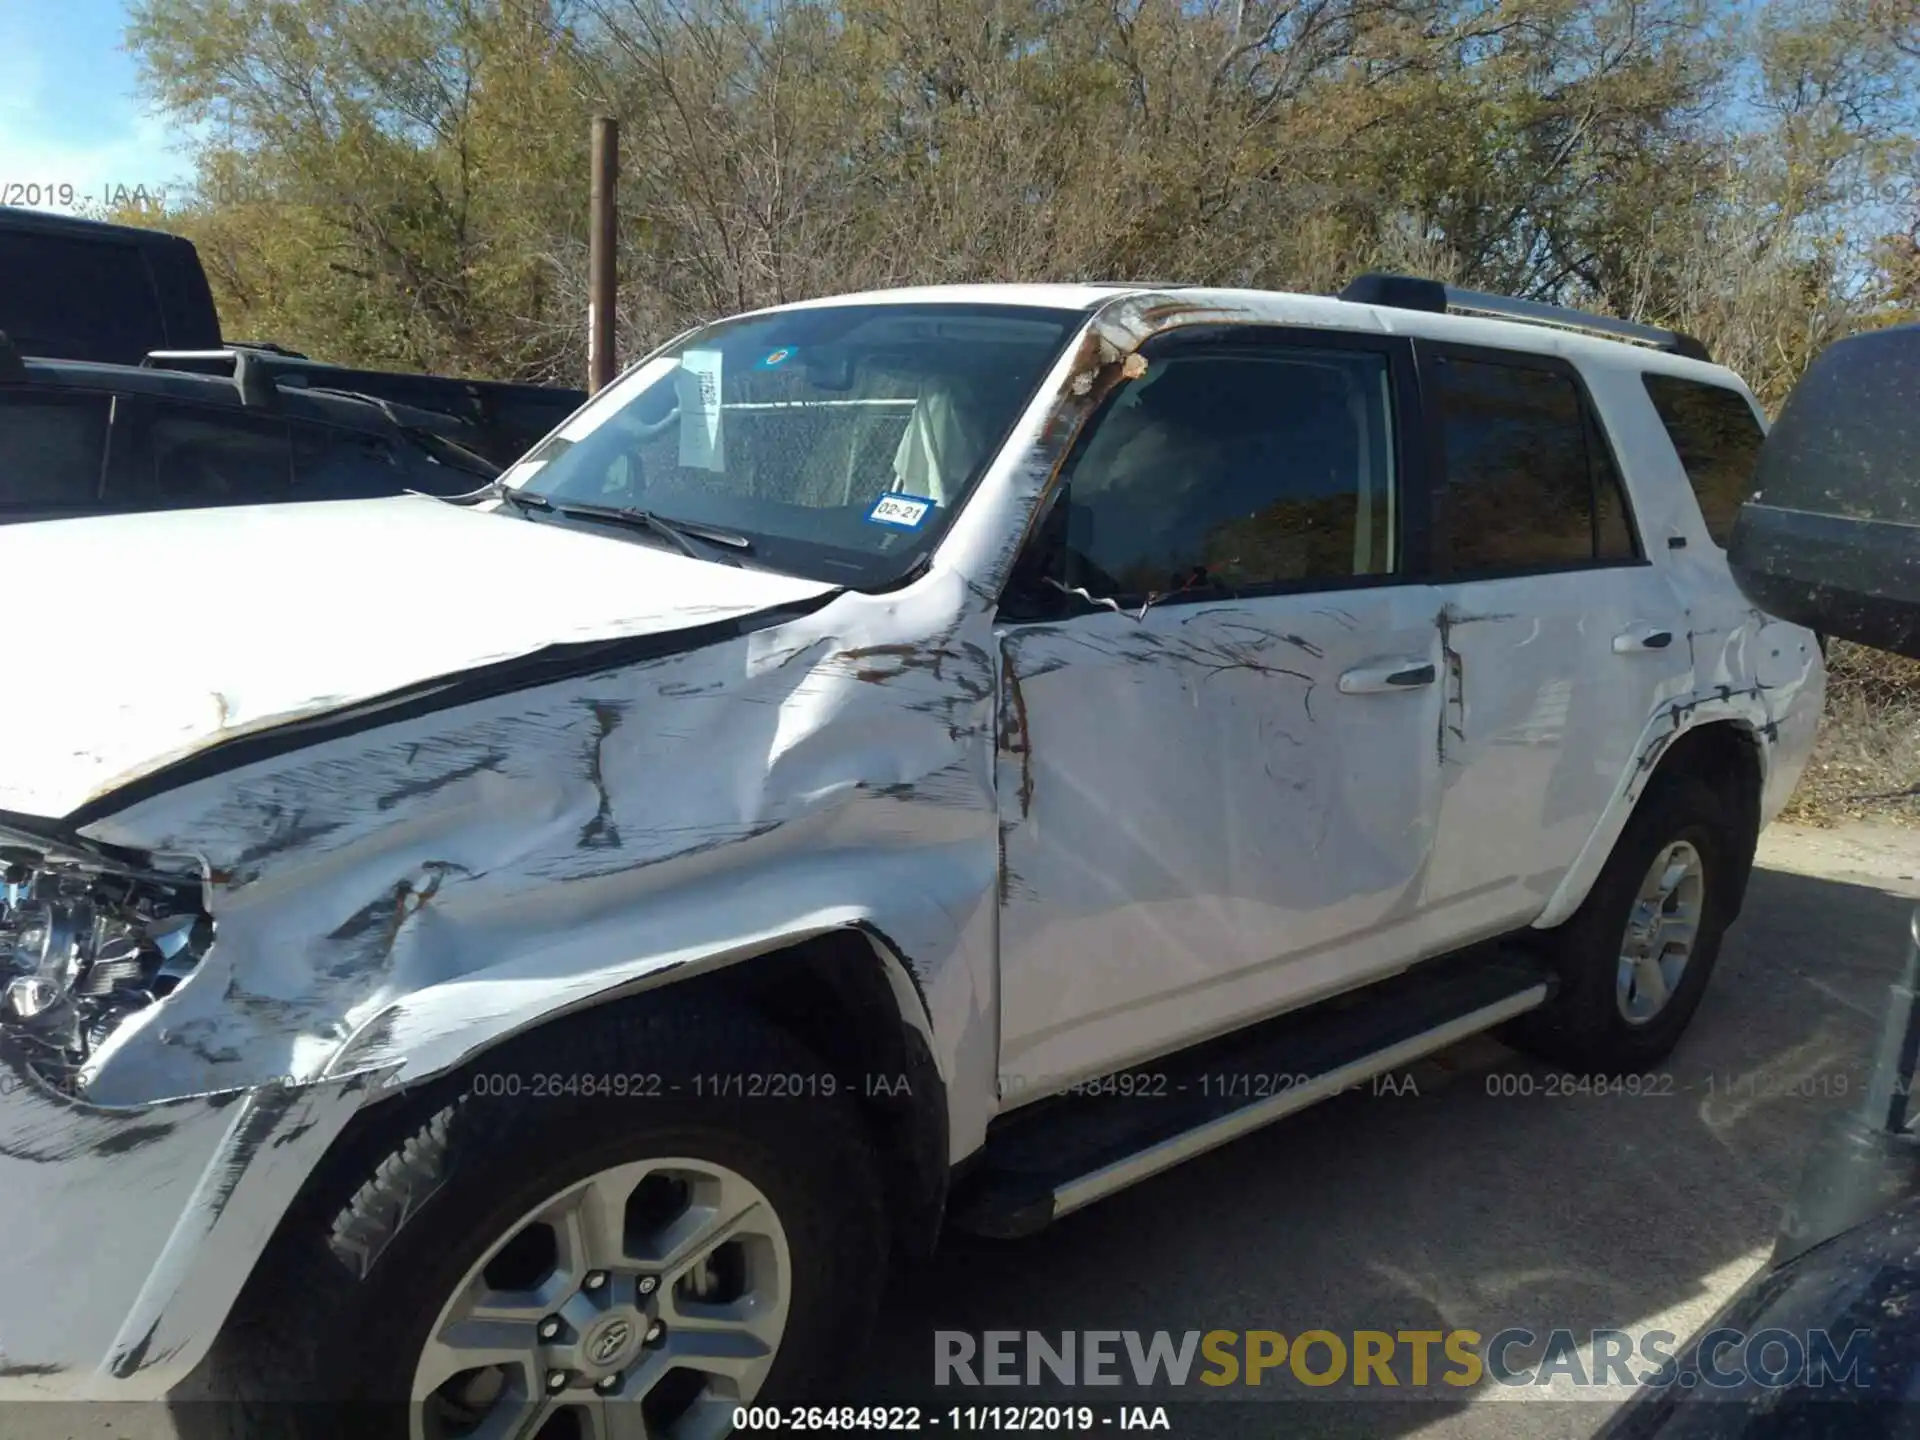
0,206 -> 585,467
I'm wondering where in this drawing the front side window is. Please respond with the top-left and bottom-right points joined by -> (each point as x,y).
1641,373 -> 1766,547
1053,347 -> 1399,603
506,304 -> 1082,587
0,390 -> 110,509
1432,354 -> 1637,573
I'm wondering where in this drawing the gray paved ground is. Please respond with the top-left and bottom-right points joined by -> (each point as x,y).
11,822 -> 1917,1440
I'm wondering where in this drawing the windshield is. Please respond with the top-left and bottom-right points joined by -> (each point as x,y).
502,303 -> 1084,586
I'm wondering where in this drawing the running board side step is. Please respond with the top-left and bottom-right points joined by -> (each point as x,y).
950,953 -> 1551,1239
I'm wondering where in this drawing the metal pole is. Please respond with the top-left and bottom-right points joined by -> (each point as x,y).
588,116 -> 619,394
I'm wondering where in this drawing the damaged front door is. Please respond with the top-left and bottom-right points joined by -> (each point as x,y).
994,328 -> 1447,1100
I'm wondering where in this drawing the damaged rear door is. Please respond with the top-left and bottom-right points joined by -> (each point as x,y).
994,326 -> 1448,1098
1413,344 -> 1695,938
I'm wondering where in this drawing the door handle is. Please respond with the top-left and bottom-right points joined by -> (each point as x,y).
1613,628 -> 1675,654
1338,660 -> 1437,694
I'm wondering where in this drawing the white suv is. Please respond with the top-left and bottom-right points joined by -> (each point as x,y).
0,275 -> 1822,1435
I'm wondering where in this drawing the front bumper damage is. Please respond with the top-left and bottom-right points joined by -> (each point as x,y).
0,1039 -> 383,1399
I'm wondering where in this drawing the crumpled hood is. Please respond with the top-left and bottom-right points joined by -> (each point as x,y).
0,497 -> 838,821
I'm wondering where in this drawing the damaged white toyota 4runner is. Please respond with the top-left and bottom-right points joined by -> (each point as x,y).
0,276 -> 1821,1437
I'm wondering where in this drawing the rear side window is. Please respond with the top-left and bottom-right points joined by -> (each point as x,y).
146,404 -> 292,506
1641,374 -> 1765,546
0,232 -> 167,365
1430,353 -> 1639,573
0,390 -> 110,508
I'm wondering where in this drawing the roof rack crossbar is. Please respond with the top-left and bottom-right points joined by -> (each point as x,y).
1442,286 -> 1688,352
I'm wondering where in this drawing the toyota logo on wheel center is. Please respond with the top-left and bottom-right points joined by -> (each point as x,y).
589,1318 -> 635,1366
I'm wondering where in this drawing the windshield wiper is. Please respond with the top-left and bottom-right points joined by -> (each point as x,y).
401,425 -> 499,477
426,483 -> 751,566
432,478 -> 554,512
540,500 -> 753,566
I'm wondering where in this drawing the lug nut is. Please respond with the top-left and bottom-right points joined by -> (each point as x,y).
595,1373 -> 621,1394
645,1320 -> 666,1346
583,1271 -> 608,1291
538,1316 -> 561,1340
546,1370 -> 570,1392
636,1275 -> 658,1296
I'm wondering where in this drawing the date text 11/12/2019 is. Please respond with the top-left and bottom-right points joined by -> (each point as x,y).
730,1406 -> 1174,1431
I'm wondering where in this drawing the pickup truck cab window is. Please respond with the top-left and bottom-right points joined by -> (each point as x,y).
141,402 -> 293,507
0,387 -> 110,510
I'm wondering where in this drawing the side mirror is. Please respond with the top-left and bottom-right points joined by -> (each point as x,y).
1728,323 -> 1920,660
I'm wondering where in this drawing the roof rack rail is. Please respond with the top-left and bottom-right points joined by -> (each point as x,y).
1337,272 -> 1713,363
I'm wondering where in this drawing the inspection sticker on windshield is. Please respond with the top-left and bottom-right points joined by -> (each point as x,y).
676,350 -> 726,471
866,493 -> 936,529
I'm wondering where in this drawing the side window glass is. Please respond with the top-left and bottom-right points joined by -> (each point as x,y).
1592,420 -> 1639,561
0,390 -> 111,509
292,425 -> 408,499
294,424 -> 494,499
147,405 -> 292,507
1061,348 -> 1399,601
1641,374 -> 1766,547
1433,356 -> 1599,572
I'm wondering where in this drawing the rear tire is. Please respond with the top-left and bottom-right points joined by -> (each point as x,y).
180,995 -> 887,1440
1502,771 -> 1744,1075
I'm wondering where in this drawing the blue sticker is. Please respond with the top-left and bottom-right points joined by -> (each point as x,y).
756,347 -> 797,369
866,492 -> 936,530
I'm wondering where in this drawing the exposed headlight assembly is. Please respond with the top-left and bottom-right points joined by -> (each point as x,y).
0,853 -> 212,1087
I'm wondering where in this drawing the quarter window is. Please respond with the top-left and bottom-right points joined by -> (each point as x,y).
1641,374 -> 1766,547
1057,348 -> 1399,601
1431,354 -> 1638,572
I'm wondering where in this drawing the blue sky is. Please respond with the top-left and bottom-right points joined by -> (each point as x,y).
0,0 -> 197,212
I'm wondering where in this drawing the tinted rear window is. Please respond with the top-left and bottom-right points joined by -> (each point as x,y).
1641,374 -> 1765,546
1432,355 -> 1635,572
0,390 -> 110,508
0,231 -> 168,365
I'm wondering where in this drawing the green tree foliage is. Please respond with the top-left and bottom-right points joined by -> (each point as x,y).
111,0 -> 1917,396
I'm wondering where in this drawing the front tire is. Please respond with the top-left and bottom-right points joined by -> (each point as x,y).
189,996 -> 887,1440
1503,772 -> 1744,1075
